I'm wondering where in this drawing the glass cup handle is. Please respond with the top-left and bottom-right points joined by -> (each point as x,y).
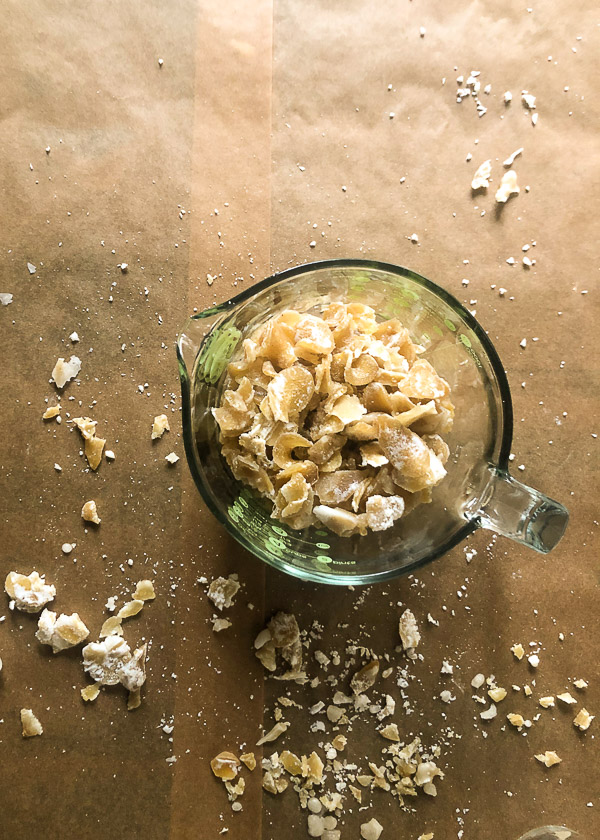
474,467 -> 569,554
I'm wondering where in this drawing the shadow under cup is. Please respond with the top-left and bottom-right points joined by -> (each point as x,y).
178,260 -> 566,585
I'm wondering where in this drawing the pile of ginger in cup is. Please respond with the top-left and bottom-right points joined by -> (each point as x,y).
213,302 -> 454,537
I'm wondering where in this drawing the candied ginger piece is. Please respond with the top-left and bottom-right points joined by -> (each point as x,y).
400,360 -> 449,400
365,494 -> 405,531
72,416 -> 97,440
423,433 -> 450,464
360,442 -> 389,468
255,314 -> 297,369
344,353 -> 380,386
211,751 -> 241,781
319,451 -> 343,473
315,470 -> 365,504
294,314 -> 334,361
378,418 -> 431,475
272,432 -> 311,468
268,612 -> 300,648
313,505 -> 367,536
307,433 -> 345,465
330,394 -> 367,425
81,500 -> 101,524
267,366 -> 314,422
395,400 -> 437,427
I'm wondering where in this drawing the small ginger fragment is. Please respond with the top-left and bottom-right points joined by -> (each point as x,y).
81,500 -> 101,524
85,435 -> 105,470
99,616 -> 123,638
5,571 -> 56,613
36,609 -> 90,653
133,579 -> 156,601
535,751 -> 561,768
117,600 -> 144,619
573,678 -> 588,690
72,417 -> 97,440
350,659 -> 380,695
207,575 -> 240,611
51,355 -> 81,389
380,723 -> 400,741
398,609 -> 421,655
573,708 -> 594,731
212,617 -> 232,632
495,169 -> 519,203
21,708 -> 43,738
360,817 -> 384,840
524,685 -> 533,697
256,720 -> 290,746
240,752 -> 256,771
488,687 -> 507,703
127,689 -> 142,711
42,405 -> 61,420
211,751 -> 241,781
152,414 -> 170,440
471,159 -> 492,190
539,696 -> 555,709
280,750 -> 302,775
557,692 -> 577,705
507,713 -> 525,729
81,684 -> 100,702
332,734 -> 347,751
511,643 -> 525,660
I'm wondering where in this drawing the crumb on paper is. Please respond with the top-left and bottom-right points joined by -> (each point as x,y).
539,696 -> 555,708
573,679 -> 588,690
27,262 -> 37,274
503,148 -> 523,167
165,452 -> 179,464
21,708 -> 43,738
471,159 -> 492,190
152,414 -> 170,440
535,751 -> 561,768
105,449 -> 116,460
51,356 -> 81,389
511,643 -> 525,660
557,692 -> 577,705
81,500 -> 101,524
507,713 -> 525,729
36,609 -> 90,653
495,170 -> 519,203
0,292 -> 13,305
5,571 -> 56,613
527,654 -> 539,668
69,331 -> 79,342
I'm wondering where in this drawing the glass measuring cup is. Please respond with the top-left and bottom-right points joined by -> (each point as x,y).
177,260 -> 568,585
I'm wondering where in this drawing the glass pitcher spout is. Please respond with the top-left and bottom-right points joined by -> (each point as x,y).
471,465 -> 569,553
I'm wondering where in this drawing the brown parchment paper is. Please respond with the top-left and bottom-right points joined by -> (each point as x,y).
0,0 -> 598,839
